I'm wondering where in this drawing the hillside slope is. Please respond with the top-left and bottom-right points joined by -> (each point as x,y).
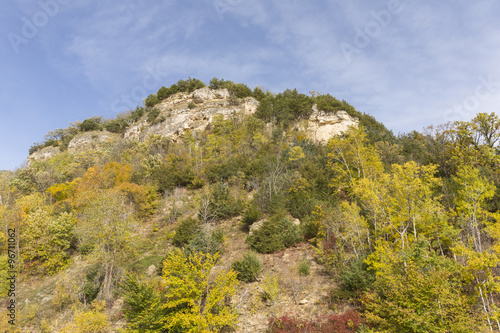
1,78 -> 498,332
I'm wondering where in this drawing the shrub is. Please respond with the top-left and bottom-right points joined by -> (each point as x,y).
188,101 -> 196,109
82,264 -> 104,304
64,301 -> 109,333
287,182 -> 315,220
172,218 -> 201,247
208,78 -> 252,98
255,89 -> 313,126
80,117 -> 103,132
261,273 -> 279,303
157,85 -> 179,100
231,252 -> 262,282
206,183 -> 244,221
300,216 -> 319,241
241,204 -> 261,230
147,108 -> 162,124
104,118 -> 126,133
145,94 -> 159,107
121,273 -> 167,332
246,214 -> 302,253
339,256 -> 375,295
253,86 -> 267,101
177,77 -> 206,92
150,160 -> 200,193
268,310 -> 366,333
184,229 -> 224,257
298,260 -> 310,276
130,106 -> 145,122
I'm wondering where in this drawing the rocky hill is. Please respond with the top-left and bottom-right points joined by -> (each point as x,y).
10,79 -> 486,333
28,87 -> 358,164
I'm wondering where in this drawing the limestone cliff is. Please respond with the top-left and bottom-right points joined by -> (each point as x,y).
124,88 -> 258,142
28,87 -> 358,163
295,105 -> 359,144
123,87 -> 358,144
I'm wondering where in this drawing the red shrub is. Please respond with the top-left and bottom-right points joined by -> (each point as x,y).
268,310 -> 365,333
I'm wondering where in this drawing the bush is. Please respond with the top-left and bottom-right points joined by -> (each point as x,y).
298,260 -> 310,276
172,218 -> 201,247
268,311 -> 366,333
104,118 -> 127,133
204,183 -> 244,221
177,77 -> 206,92
184,229 -> 224,257
157,85 -> 179,100
65,301 -> 110,333
255,89 -> 313,126
231,252 -> 262,282
147,108 -> 164,124
241,204 -> 261,229
80,117 -> 103,132
150,160 -> 200,193
82,264 -> 104,304
339,256 -> 375,294
246,214 -> 302,253
145,94 -> 159,108
121,273 -> 167,332
129,106 -> 145,122
300,217 -> 319,241
208,77 -> 252,98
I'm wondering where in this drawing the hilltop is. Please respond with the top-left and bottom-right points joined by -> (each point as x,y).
1,78 -> 499,332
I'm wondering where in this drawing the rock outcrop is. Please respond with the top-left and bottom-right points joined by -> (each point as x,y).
28,87 -> 359,163
124,88 -> 258,142
296,104 -> 359,144
27,146 -> 61,164
68,131 -> 120,152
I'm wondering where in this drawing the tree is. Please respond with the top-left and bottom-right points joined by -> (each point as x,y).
160,249 -> 238,332
453,165 -> 496,253
354,162 -> 451,252
328,126 -> 383,193
80,117 -> 103,132
364,242 -> 483,333
471,112 -> 500,148
77,189 -> 135,301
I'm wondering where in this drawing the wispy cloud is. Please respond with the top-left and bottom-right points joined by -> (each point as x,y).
3,0 -> 500,169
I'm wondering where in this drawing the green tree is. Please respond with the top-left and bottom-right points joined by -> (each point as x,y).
80,117 -> 103,132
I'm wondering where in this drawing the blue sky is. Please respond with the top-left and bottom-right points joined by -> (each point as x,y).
1,0 -> 500,170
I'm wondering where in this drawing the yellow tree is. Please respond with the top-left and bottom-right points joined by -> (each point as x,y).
452,165 -> 500,330
77,189 -> 135,301
328,201 -> 370,260
364,241 -> 483,333
327,125 -> 383,193
354,162 -> 451,251
160,249 -> 238,332
453,165 -> 496,253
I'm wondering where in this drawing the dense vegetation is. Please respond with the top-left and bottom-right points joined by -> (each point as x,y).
2,78 -> 500,332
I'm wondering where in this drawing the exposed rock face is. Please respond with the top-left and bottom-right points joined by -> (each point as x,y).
27,146 -> 61,164
28,87 -> 359,163
192,87 -> 230,103
123,88 -> 358,144
68,131 -> 120,152
300,105 -> 359,143
124,88 -> 258,142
